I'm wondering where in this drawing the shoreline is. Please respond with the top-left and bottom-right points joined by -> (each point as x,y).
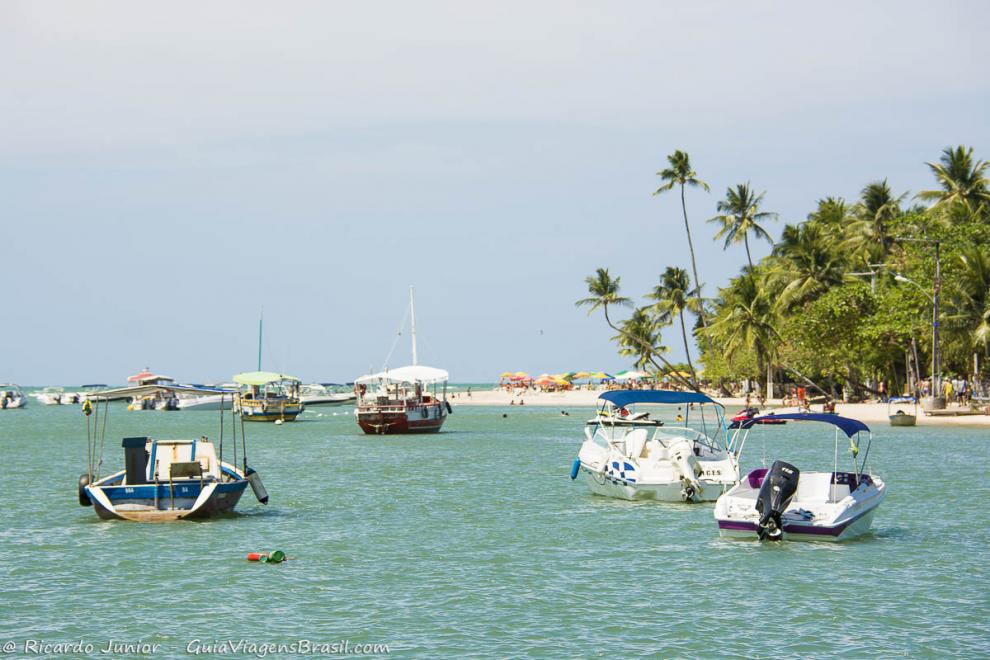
448,388 -> 990,427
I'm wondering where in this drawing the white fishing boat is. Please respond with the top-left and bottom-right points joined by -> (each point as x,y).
714,413 -> 886,542
572,390 -> 740,502
888,396 -> 918,426
77,385 -> 269,522
299,383 -> 356,407
0,384 -> 27,409
234,372 -> 303,422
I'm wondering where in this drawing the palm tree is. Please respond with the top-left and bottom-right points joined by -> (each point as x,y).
847,179 -> 906,263
575,268 -> 632,328
612,307 -> 667,370
917,146 -> 990,213
807,197 -> 852,230
770,222 -> 849,308
577,268 -> 696,390
649,267 -> 703,385
709,183 -> 778,271
708,270 -> 781,392
654,150 -> 711,331
946,247 -> 990,352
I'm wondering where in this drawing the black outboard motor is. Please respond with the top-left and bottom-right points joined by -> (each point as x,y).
122,437 -> 150,485
755,460 -> 800,540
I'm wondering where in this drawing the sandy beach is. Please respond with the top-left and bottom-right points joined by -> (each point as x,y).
448,387 -> 990,427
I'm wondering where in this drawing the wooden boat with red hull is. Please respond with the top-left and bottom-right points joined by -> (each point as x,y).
354,287 -> 451,435
354,366 -> 451,435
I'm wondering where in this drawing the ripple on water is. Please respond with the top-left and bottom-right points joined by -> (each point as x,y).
1,404 -> 989,656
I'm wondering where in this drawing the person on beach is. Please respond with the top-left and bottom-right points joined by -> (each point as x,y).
878,380 -> 887,403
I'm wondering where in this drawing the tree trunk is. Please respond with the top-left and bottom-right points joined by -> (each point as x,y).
744,232 -> 754,272
603,305 -> 697,391
678,311 -> 697,386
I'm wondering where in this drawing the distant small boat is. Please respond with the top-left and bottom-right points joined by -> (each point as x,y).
0,384 -> 27,409
728,407 -> 787,429
36,386 -> 67,405
78,385 -> 270,521
888,396 -> 917,427
176,387 -> 237,411
234,372 -> 304,422
126,369 -> 179,411
300,383 -> 356,407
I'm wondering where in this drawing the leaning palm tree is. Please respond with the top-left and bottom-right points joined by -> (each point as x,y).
654,150 -> 711,328
575,268 -> 632,328
577,268 -> 696,391
648,267 -> 703,385
612,307 -> 667,371
709,183 -> 778,271
917,145 -> 990,213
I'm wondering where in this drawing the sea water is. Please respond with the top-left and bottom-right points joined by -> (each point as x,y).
1,400 -> 988,657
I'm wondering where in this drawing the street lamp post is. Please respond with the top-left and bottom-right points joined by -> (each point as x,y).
894,239 -> 942,409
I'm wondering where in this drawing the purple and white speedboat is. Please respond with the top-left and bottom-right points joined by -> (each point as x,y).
714,413 -> 886,542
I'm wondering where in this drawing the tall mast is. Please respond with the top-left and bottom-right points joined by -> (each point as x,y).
409,286 -> 418,366
257,308 -> 264,371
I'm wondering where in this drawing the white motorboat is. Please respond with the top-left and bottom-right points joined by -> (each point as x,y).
300,383 -> 356,407
35,387 -> 66,405
572,390 -> 740,502
0,384 -> 28,409
714,413 -> 886,542
176,390 -> 236,411
888,396 -> 918,426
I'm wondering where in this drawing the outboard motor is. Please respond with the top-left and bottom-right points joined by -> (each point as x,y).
122,437 -> 150,485
755,460 -> 800,540
245,467 -> 269,504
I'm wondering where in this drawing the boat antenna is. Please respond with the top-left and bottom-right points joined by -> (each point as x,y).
257,307 -> 264,371
410,286 -> 418,366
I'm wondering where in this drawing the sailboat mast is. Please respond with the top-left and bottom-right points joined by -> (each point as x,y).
410,286 -> 418,366
257,308 -> 264,371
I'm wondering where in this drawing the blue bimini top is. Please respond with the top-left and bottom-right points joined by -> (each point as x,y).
598,389 -> 719,408
750,412 -> 870,438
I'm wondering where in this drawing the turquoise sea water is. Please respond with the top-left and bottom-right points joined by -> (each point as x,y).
1,401 -> 988,657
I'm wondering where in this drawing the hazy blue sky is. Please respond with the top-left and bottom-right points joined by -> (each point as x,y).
2,1 -> 988,384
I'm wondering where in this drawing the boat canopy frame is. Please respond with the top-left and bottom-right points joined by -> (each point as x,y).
742,412 -> 876,480
594,389 -> 731,454
82,385 -> 250,486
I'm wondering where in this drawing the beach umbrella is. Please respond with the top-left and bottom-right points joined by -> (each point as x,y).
500,372 -> 513,378
535,376 -> 555,385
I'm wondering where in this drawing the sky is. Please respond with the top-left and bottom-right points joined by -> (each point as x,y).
2,1 -> 989,384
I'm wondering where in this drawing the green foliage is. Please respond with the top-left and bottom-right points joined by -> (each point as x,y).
581,145 -> 990,389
